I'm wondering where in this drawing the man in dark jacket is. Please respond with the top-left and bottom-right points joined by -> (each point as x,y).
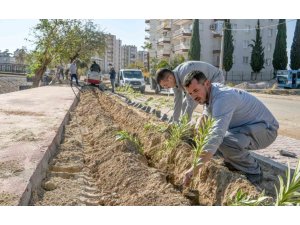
90,61 -> 101,73
109,66 -> 116,93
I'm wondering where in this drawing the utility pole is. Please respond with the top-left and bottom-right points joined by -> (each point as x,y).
219,27 -> 225,70
211,20 -> 225,70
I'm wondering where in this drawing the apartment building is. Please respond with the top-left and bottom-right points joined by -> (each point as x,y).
101,34 -> 123,73
121,45 -> 137,69
115,39 -> 122,72
0,50 -> 26,73
145,19 -> 278,81
137,50 -> 148,69
145,19 -> 160,59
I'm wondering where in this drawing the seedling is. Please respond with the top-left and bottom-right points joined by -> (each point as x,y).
143,123 -> 167,133
164,114 -> 192,152
192,116 -> 215,168
275,160 -> 300,206
229,160 -> 300,206
116,130 -> 143,154
228,189 -> 269,206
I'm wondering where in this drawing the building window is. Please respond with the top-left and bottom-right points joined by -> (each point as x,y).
243,40 -> 250,48
245,25 -> 251,33
232,24 -> 237,33
265,58 -> 271,66
267,43 -> 272,51
243,56 -> 249,64
199,23 -> 203,31
268,28 -> 273,37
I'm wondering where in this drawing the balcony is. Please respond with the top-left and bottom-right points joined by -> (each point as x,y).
145,19 -> 150,24
173,19 -> 193,26
174,43 -> 190,52
145,27 -> 150,32
157,37 -> 171,45
157,49 -> 171,57
172,28 -> 192,39
157,22 -> 171,31
213,50 -> 221,54
145,35 -> 150,40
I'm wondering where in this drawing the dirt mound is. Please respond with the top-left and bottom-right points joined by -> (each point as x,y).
235,79 -> 278,89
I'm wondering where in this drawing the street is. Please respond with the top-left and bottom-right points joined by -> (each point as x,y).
252,93 -> 300,140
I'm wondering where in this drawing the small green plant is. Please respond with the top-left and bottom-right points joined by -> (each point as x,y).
192,116 -> 215,168
228,189 -> 269,206
229,160 -> 300,206
164,114 -> 192,152
116,84 -> 135,93
144,123 -> 167,133
116,130 -> 143,154
275,160 -> 300,206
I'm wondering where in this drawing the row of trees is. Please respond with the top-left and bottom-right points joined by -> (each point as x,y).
188,19 -> 300,81
25,19 -> 106,87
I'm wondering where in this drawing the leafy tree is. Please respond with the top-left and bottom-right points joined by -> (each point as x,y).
170,54 -> 185,70
28,19 -> 106,87
290,19 -> 300,70
272,19 -> 287,77
157,59 -> 170,69
249,20 -> 265,80
223,19 -> 234,81
14,47 -> 28,64
188,19 -> 201,60
27,19 -> 66,87
59,20 -> 106,64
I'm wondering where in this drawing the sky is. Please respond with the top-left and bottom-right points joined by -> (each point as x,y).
0,19 -> 297,57
0,19 -> 146,53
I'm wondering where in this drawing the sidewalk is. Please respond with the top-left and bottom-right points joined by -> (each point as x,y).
0,86 -> 78,205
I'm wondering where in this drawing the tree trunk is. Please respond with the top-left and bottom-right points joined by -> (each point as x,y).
225,71 -> 228,81
32,66 -> 47,87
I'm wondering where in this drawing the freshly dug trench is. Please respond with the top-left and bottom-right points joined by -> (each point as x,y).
96,90 -> 269,205
31,89 -> 190,206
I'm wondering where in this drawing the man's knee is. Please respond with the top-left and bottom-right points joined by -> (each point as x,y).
219,132 -> 251,151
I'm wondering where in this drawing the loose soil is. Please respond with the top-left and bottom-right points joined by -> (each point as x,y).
31,88 -> 277,206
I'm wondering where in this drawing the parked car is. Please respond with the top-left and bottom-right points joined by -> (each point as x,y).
115,69 -> 146,93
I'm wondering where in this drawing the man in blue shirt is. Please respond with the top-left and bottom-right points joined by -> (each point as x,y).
182,71 -> 279,185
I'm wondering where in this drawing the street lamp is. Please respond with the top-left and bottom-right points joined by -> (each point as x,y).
211,20 -> 225,70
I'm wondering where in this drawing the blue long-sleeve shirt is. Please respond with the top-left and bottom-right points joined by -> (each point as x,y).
203,83 -> 279,155
172,61 -> 224,122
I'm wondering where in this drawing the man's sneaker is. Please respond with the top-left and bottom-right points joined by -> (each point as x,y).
245,172 -> 263,185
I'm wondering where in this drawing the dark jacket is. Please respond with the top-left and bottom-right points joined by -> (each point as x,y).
109,68 -> 116,80
90,63 -> 101,72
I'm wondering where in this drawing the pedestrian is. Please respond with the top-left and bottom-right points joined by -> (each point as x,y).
109,65 -> 116,93
182,71 -> 279,186
90,61 -> 101,73
155,61 -> 224,123
59,64 -> 64,80
55,65 -> 64,83
69,60 -> 79,86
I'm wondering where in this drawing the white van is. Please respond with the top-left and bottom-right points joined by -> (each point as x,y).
116,69 -> 146,93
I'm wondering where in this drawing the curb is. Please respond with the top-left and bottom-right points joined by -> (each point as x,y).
18,92 -> 80,205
